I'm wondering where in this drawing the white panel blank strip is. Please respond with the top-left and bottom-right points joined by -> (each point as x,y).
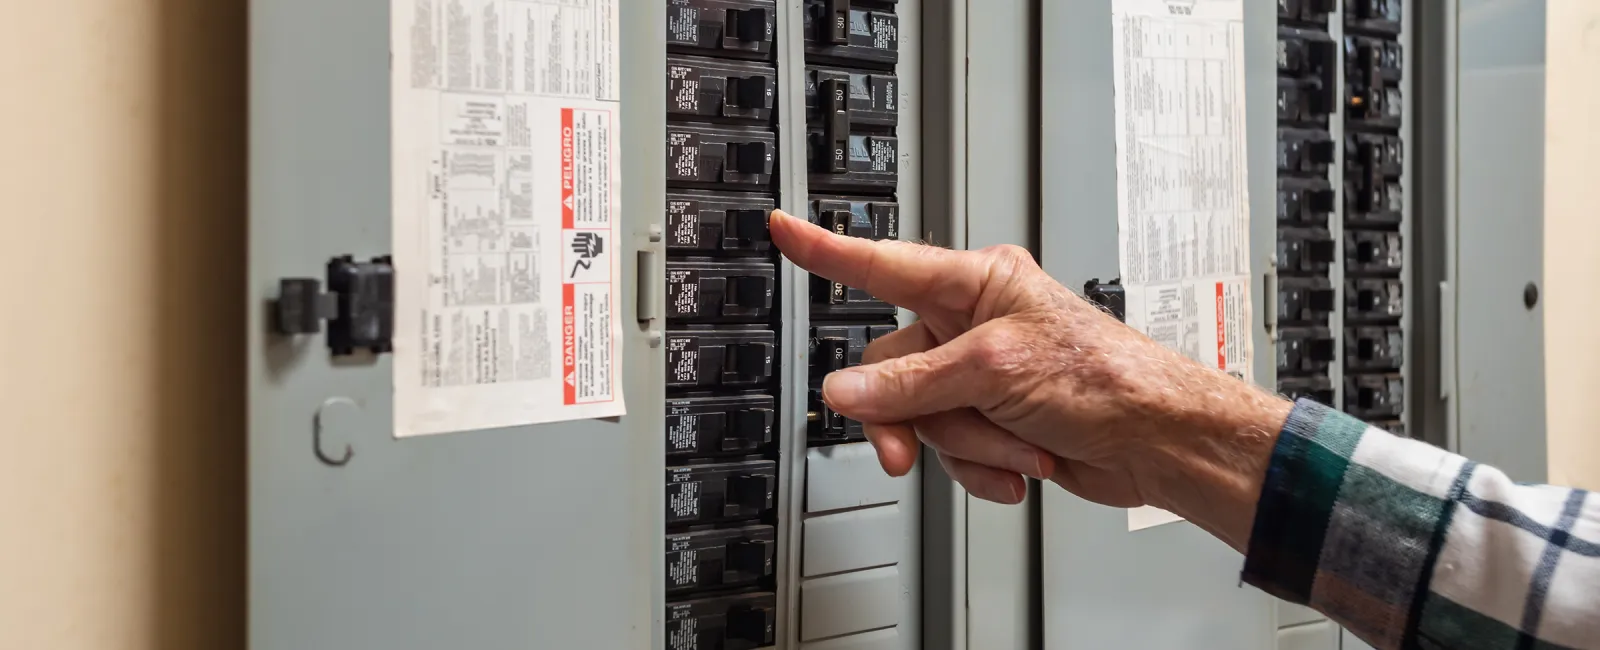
799,565 -> 902,641
799,626 -> 901,650
802,504 -> 905,577
1277,601 -> 1324,628
1276,621 -> 1338,650
805,443 -> 909,513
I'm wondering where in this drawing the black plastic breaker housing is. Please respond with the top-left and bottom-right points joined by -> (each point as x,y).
666,460 -> 779,527
667,392 -> 778,459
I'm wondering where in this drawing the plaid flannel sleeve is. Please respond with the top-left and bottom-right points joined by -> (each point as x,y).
1242,399 -> 1600,650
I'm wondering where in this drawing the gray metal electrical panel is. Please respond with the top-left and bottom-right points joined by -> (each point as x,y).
249,2 -> 1548,649
250,1 -> 922,648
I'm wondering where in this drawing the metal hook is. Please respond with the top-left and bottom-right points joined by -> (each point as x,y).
313,397 -> 358,467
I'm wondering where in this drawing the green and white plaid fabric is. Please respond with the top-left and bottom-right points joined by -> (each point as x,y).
1243,399 -> 1599,650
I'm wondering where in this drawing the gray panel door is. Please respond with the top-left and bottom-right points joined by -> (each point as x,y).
1453,0 -> 1547,482
247,2 -> 664,649
1038,0 -> 1277,647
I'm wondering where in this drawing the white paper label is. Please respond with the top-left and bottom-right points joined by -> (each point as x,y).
390,0 -> 625,437
1111,0 -> 1253,531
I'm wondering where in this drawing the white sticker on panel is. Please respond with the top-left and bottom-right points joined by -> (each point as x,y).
1111,0 -> 1252,531
390,0 -> 625,437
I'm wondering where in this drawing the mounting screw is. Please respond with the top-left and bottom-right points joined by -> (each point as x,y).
1523,282 -> 1540,310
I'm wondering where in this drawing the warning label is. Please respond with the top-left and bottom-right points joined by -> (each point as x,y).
389,0 -> 625,437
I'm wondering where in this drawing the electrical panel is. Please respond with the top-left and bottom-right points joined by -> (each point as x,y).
663,1 -> 912,647
1275,0 -> 1408,440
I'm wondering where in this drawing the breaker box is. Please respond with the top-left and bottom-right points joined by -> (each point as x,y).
251,1 -> 1512,649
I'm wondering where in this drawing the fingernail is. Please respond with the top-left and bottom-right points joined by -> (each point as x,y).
1005,479 -> 1025,504
822,370 -> 867,408
1019,452 -> 1048,480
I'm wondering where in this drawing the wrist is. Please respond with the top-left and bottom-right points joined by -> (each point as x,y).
1129,383 -> 1292,552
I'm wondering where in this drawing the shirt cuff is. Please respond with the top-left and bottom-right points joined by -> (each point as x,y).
1240,398 -> 1373,604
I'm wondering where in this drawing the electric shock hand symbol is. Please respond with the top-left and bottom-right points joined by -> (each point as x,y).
570,232 -> 604,278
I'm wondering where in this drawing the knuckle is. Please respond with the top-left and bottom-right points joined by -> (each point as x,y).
969,328 -> 1027,374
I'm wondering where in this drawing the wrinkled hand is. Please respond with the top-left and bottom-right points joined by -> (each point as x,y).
770,210 -> 1288,521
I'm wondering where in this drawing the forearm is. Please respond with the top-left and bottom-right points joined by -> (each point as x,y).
1128,377 -> 1293,553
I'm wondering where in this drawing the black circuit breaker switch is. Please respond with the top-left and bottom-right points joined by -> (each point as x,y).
728,7 -> 772,43
1084,279 -> 1127,323
804,1 -> 899,67
821,78 -> 851,173
1278,229 -> 1337,274
728,74 -> 771,110
810,198 -> 899,241
823,0 -> 851,45
731,342 -> 775,381
1279,278 -> 1337,324
667,328 -> 777,389
1347,278 -> 1404,322
326,256 -> 395,355
1347,373 -> 1405,419
809,388 -> 859,440
666,394 -> 776,457
726,473 -> 777,517
1278,182 -> 1337,226
667,0 -> 777,56
1347,326 -> 1404,371
1278,129 -> 1336,174
665,593 -> 777,650
666,461 -> 778,526
1280,376 -> 1336,407
666,262 -> 777,322
1278,327 -> 1337,375
667,57 -> 776,122
1347,230 -> 1404,274
809,325 -> 884,379
665,526 -> 776,595
666,125 -> 776,188
667,193 -> 775,256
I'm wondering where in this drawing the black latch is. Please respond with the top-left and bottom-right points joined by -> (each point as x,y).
1084,278 -> 1127,323
273,255 -> 395,356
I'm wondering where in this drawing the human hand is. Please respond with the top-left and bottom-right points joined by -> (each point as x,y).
770,210 -> 1290,547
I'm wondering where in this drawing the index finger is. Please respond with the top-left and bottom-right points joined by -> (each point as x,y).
768,209 -> 986,314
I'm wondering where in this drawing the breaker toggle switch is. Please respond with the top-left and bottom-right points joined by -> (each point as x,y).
722,408 -> 775,452
724,209 -> 772,250
821,0 -> 851,45
818,337 -> 851,372
730,342 -> 774,381
727,141 -> 769,174
726,473 -> 775,517
724,276 -> 773,313
821,79 -> 851,173
725,539 -> 775,583
727,8 -> 771,43
726,604 -> 776,648
727,74 -> 771,111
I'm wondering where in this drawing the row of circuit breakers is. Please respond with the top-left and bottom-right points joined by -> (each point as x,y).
660,1 -> 903,648
1276,0 -> 1407,435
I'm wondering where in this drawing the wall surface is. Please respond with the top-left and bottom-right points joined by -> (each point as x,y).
0,1 -> 247,648
1544,0 -> 1600,490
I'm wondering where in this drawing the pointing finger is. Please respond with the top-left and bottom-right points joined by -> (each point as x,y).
769,210 -> 987,315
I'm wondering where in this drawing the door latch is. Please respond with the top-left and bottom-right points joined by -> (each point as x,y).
273,256 -> 395,356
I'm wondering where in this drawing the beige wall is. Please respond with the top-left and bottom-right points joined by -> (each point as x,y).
1544,0 -> 1600,490
0,1 -> 246,648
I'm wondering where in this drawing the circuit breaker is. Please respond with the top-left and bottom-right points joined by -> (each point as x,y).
662,1 -> 913,648
1273,0 -> 1410,647
1274,0 -> 1408,436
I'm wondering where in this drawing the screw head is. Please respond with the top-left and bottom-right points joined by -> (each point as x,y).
1523,282 -> 1540,310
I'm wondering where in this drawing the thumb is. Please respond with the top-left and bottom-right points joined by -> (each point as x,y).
821,329 -> 989,424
